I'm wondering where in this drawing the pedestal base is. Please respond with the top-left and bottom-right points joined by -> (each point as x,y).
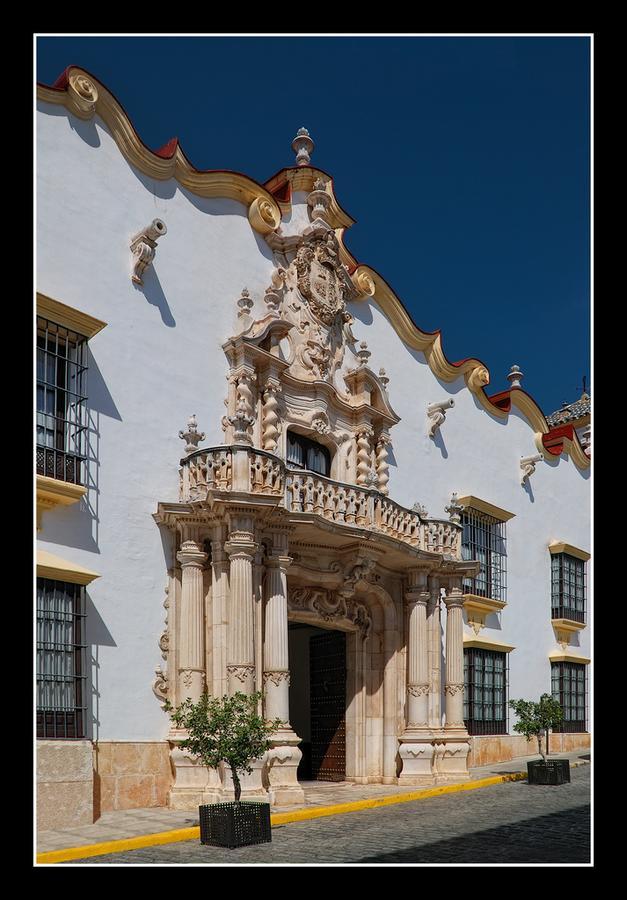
433,739 -> 470,782
398,738 -> 436,785
220,756 -> 268,801
267,728 -> 305,806
168,743 -> 221,810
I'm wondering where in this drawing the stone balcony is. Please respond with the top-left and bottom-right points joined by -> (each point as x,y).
179,444 -> 461,559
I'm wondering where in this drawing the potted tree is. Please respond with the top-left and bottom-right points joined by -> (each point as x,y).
165,691 -> 282,848
509,693 -> 570,785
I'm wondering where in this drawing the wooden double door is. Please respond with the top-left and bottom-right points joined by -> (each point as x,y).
309,630 -> 346,782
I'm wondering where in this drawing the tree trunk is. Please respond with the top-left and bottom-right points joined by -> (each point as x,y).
538,732 -> 546,763
231,765 -> 242,802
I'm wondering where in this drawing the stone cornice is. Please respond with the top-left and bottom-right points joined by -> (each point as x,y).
36,549 -> 100,586
37,293 -> 107,339
548,541 -> 591,562
457,496 -> 516,523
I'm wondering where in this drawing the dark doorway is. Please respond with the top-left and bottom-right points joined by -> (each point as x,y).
309,630 -> 346,781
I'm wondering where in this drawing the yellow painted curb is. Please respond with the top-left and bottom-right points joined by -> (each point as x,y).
36,770 -> 528,864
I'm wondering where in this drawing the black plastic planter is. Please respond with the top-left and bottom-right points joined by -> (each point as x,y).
527,759 -> 571,785
199,801 -> 272,848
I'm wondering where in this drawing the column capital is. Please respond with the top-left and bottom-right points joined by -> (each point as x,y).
266,554 -> 293,571
443,585 -> 465,609
225,538 -> 257,560
407,569 -> 429,590
177,540 -> 207,568
406,589 -> 430,607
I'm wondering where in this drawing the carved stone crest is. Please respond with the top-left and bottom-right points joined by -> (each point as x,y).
295,232 -> 351,327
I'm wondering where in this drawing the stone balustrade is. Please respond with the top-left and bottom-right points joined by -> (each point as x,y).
179,446 -> 461,558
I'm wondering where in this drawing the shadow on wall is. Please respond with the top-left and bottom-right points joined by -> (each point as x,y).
133,265 -> 176,327
86,593 -> 117,743
38,101 -> 102,150
40,352 -> 122,553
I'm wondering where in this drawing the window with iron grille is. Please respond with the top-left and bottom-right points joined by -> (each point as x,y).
36,316 -> 88,486
551,553 -> 586,624
286,430 -> 331,477
463,648 -> 508,735
551,661 -> 587,733
461,509 -> 507,602
36,578 -> 87,739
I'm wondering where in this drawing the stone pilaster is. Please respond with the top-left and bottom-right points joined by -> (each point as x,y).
263,532 -> 304,806
210,528 -> 229,700
225,528 -> 257,696
176,539 -> 207,702
399,570 -> 434,785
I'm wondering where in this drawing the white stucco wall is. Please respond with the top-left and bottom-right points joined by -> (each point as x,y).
37,102 -> 590,742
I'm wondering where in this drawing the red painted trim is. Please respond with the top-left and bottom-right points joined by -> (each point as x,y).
487,390 -> 512,412
154,137 -> 179,159
542,424 -> 575,456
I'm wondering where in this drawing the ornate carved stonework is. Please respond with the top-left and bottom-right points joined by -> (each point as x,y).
264,670 -> 291,687
182,670 -> 194,689
288,587 -> 372,638
407,683 -> 430,697
152,667 -> 168,707
226,664 -> 256,684
444,683 -> 465,696
295,232 -> 349,327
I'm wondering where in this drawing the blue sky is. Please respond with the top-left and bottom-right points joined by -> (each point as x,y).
36,35 -> 591,416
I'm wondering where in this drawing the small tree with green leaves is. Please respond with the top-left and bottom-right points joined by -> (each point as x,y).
165,691 -> 282,802
509,693 -> 564,762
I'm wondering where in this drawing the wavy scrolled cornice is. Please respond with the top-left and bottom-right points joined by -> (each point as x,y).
37,66 -> 589,473
37,66 -> 282,233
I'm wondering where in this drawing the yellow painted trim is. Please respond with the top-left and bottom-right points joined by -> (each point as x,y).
548,542 -> 591,562
38,70 -> 281,226
463,594 -> 507,614
37,773 -> 526,863
548,651 -> 591,665
551,618 -> 586,633
36,550 -> 100,585
37,293 -> 107,339
36,475 -> 87,507
463,634 -> 516,652
456,496 -> 516,522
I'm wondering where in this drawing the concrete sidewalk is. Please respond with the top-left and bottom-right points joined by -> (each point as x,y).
37,750 -> 590,858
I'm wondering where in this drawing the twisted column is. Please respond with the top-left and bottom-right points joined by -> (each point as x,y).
443,583 -> 467,732
263,553 -> 292,724
225,531 -> 257,695
405,572 -> 431,730
176,539 -> 208,702
262,384 -> 281,452
356,427 -> 372,485
375,434 -> 391,496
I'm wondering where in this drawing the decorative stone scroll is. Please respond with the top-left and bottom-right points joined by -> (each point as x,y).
130,219 -> 167,286
288,587 -> 372,638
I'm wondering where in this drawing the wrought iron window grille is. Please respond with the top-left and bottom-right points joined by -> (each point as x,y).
36,316 -> 88,486
461,509 -> 507,603
551,661 -> 587,733
551,553 -> 586,624
36,578 -> 87,740
463,648 -> 509,736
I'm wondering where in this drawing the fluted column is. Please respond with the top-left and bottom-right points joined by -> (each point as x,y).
176,539 -> 208,702
428,575 -> 442,729
210,527 -> 229,699
405,572 -> 431,730
443,583 -> 466,732
225,528 -> 257,696
263,553 -> 292,723
398,570 -> 434,785
263,531 -> 304,806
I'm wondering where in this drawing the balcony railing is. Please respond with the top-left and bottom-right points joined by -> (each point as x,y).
179,445 -> 461,558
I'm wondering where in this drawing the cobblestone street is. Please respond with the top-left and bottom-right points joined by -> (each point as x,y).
71,765 -> 591,865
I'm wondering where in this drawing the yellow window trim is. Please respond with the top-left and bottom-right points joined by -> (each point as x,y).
37,292 -> 107,339
548,651 -> 591,665
36,549 -> 100,585
548,541 -> 590,562
37,475 -> 87,507
456,496 -> 515,522
463,594 -> 507,614
463,634 -> 516,653
551,617 -> 586,633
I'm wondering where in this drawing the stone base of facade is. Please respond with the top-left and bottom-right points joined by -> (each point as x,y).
94,741 -> 173,814
37,741 -> 94,830
467,732 -> 590,768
